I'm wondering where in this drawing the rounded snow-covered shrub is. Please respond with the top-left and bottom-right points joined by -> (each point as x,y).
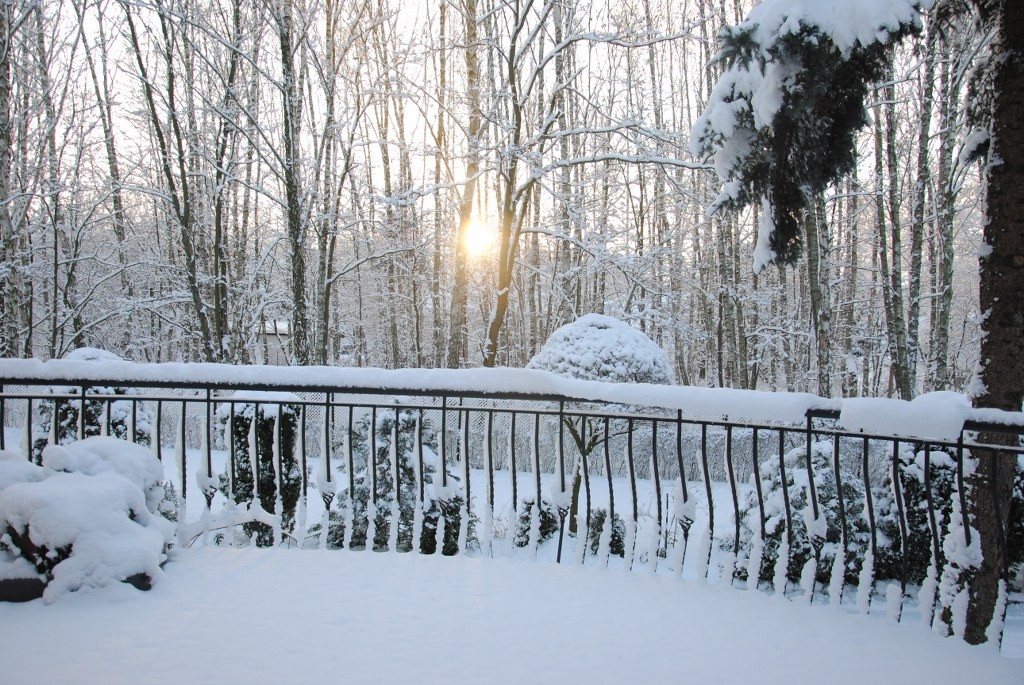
0,438 -> 173,602
32,348 -> 152,461
527,314 -> 675,385
527,314 -> 674,536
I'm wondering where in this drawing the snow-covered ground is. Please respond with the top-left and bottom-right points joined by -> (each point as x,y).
0,546 -> 1019,685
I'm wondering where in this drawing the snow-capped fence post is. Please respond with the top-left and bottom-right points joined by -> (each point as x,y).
648,419 -> 663,574
671,412 -> 692,574
858,437 -> 878,613
696,423 -> 714,581
724,426 -> 740,585
829,434 -> 848,608
890,440 -> 910,617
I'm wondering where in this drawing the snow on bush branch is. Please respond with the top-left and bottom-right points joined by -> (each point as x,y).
689,0 -> 932,272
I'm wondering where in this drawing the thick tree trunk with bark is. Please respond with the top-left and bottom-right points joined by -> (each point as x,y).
966,0 -> 1024,646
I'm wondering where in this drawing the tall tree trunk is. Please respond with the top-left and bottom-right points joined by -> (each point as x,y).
276,0 -> 310,365
447,0 -> 481,369
805,195 -> 832,397
906,19 -> 937,397
965,0 -> 1024,646
929,34 -> 960,391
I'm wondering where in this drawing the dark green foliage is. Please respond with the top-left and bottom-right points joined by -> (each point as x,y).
587,507 -> 626,557
32,390 -> 152,461
513,497 -> 560,548
727,441 -> 872,586
692,13 -> 924,267
219,399 -> 301,547
874,447 -> 956,585
335,408 -> 473,555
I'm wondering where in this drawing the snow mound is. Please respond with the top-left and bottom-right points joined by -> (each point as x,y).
839,391 -> 971,441
527,314 -> 675,385
0,439 -> 173,602
0,451 -> 45,493
43,437 -> 166,512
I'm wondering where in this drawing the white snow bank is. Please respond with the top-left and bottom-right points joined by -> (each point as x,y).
43,438 -> 165,511
0,438 -> 173,601
0,471 -> 172,601
0,547 -> 1017,684
839,391 -> 973,442
0,450 -> 44,492
2,358 -> 1021,435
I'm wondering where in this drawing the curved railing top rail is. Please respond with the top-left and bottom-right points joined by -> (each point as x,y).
1,358 -> 1022,445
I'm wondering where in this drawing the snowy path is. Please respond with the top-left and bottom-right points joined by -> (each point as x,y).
0,547 -> 1018,685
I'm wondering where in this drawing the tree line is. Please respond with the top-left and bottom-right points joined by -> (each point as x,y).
0,0 -> 991,399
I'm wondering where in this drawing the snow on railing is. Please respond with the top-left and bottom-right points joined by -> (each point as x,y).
1,359 -> 1021,638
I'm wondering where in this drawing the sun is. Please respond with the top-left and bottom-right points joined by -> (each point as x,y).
462,219 -> 495,259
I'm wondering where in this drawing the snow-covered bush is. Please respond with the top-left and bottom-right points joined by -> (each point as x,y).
0,438 -> 173,602
527,314 -> 675,535
332,407 -> 473,555
217,393 -> 301,547
586,507 -> 626,557
32,348 -> 152,461
727,441 -> 872,589
527,314 -> 675,385
513,496 -> 560,549
874,447 -> 957,586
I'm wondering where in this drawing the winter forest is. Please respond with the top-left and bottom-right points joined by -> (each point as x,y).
0,0 -> 995,399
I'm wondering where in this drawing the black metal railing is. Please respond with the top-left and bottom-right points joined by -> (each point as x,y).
1,364 -> 1021,638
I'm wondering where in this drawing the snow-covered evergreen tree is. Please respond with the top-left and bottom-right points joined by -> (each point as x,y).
689,0 -> 928,271
32,348 -> 152,461
217,394 -> 301,547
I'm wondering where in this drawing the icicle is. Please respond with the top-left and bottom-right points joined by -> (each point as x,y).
175,411 -> 186,528
719,550 -> 736,587
457,500 -> 469,554
574,516 -> 588,565
435,500 -> 447,555
773,538 -> 789,598
411,419 -> 423,555
365,499 -> 377,551
828,545 -> 845,609
856,550 -> 875,614
481,505 -> 493,559
950,587 -> 971,639
412,499 -> 424,554
272,408 -> 283,547
693,526 -> 711,582
342,488 -> 354,551
647,517 -> 661,575
746,532 -> 764,591
528,502 -> 540,559
387,437 -> 400,552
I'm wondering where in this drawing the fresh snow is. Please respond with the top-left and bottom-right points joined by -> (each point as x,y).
4,357 -> 1017,438
0,547 -> 1018,685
